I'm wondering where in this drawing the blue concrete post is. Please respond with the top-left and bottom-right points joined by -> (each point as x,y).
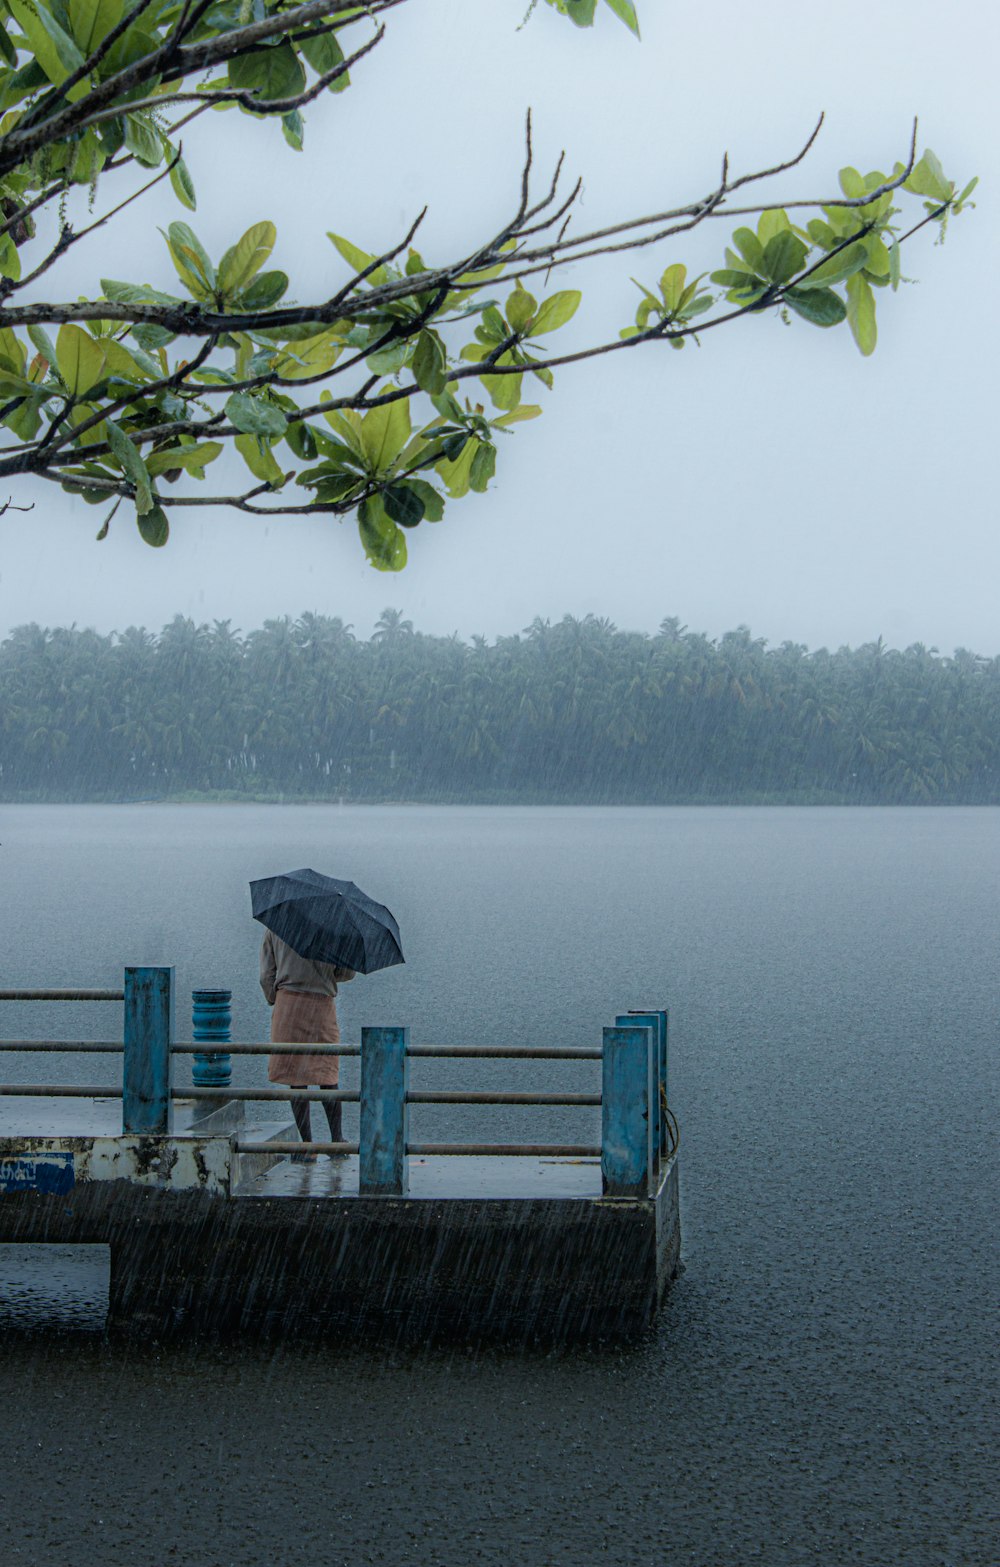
618,1011 -> 661,1180
359,1026 -> 409,1196
602,1024 -> 653,1197
192,989 -> 232,1087
123,966 -> 174,1135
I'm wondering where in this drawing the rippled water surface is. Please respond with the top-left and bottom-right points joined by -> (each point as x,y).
0,805 -> 997,1566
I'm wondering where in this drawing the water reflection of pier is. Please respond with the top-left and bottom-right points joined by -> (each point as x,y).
0,971 -> 679,1343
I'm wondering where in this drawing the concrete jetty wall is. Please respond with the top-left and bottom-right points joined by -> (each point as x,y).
0,1134 -> 679,1344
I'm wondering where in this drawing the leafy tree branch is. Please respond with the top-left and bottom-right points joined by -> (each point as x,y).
0,0 -> 975,567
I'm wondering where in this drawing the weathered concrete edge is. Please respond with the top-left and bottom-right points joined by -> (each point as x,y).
0,1135 -> 233,1196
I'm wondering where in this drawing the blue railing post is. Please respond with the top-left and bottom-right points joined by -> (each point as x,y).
620,1008 -> 669,1169
192,989 -> 232,1087
359,1026 -> 409,1196
601,1024 -> 653,1197
123,966 -> 174,1135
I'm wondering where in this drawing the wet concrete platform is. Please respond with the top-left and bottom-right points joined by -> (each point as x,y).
1,1100 -> 679,1344
239,1153 -> 602,1201
0,1097 -> 243,1138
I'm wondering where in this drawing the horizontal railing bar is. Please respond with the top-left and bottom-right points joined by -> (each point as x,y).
0,990 -> 124,1001
0,1041 -> 123,1052
407,1144 -> 602,1157
235,1140 -> 358,1156
172,1042 -> 361,1056
0,1084 -> 121,1097
176,1087 -> 359,1102
172,1042 -> 602,1059
406,1046 -> 602,1060
405,1091 -> 601,1105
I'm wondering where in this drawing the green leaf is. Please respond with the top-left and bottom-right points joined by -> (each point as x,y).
145,442 -> 223,477
435,437 -> 478,498
365,340 -> 407,376
838,166 -> 866,200
137,504 -> 169,547
603,0 -> 640,33
382,482 -> 425,528
229,40 -> 306,106
506,285 -> 537,334
762,230 -> 807,285
123,113 -> 162,168
360,396 -> 411,472
480,369 -> 523,411
238,269 -> 289,309
888,240 -> 901,292
846,274 -> 877,356
862,235 -> 891,279
0,22 -> 16,66
401,478 -> 444,522
731,227 -> 765,275
709,268 -> 754,289
479,305 -> 507,342
430,390 -> 465,424
412,329 -> 448,394
797,242 -> 868,290
658,264 -> 687,313
273,329 -> 342,380
807,219 -> 836,250
0,328 -> 25,375
106,420 -> 154,514
166,144 -> 196,211
531,290 -> 582,334
757,209 -> 791,246
298,26 -> 348,88
56,324 -> 106,395
218,221 -> 277,297
905,150 -> 951,203
281,111 -> 304,150
226,392 -> 287,438
164,221 -> 215,296
235,432 -> 284,485
492,405 -> 542,427
69,0 -> 124,54
7,0 -> 86,91
358,495 -> 407,571
784,287 -> 847,327
328,232 -> 388,286
469,443 -> 496,493
559,0 -> 598,25
101,338 -> 152,382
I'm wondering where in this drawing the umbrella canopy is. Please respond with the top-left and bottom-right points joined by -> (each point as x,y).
250,868 -> 404,975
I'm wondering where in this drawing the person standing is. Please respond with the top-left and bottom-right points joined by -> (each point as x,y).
259,928 -> 355,1159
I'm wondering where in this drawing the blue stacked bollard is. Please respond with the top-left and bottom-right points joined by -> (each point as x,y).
191,989 -> 232,1088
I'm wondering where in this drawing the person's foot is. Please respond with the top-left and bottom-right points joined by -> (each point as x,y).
290,1149 -> 317,1163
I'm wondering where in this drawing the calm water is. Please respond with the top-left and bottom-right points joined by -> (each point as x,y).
0,805 -> 997,1566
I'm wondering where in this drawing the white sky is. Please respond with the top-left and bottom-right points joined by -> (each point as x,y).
0,0 -> 995,653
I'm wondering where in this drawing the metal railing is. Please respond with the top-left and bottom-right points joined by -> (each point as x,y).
1,970 -> 673,1195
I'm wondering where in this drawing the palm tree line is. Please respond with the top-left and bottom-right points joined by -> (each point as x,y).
1,611 -> 997,803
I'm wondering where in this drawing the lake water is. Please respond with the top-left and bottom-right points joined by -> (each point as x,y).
0,805 -> 997,1566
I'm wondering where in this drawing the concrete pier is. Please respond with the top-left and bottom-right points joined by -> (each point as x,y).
1,976 -> 680,1343
0,1119 -> 679,1343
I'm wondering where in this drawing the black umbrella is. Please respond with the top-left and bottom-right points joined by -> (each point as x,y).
250,868 -> 404,975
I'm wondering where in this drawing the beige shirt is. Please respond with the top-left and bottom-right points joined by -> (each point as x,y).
259,930 -> 355,1006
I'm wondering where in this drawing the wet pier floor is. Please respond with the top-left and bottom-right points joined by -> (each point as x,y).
0,1099 -> 604,1199
238,1152 -> 602,1200
0,1096 -> 230,1137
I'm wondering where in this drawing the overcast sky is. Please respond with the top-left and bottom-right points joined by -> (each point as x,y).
0,0 -> 994,653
